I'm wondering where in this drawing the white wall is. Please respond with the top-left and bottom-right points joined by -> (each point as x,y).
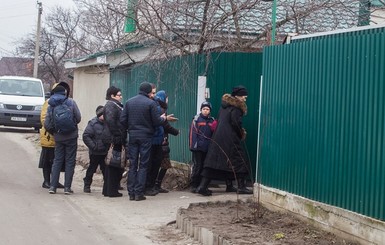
371,9 -> 385,25
72,66 -> 110,138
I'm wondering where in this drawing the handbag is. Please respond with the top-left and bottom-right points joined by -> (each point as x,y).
106,144 -> 126,169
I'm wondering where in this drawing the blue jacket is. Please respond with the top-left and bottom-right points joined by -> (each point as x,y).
120,91 -> 165,140
45,93 -> 81,142
189,113 -> 215,152
152,101 -> 165,145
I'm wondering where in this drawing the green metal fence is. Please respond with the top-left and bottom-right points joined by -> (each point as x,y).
206,52 -> 263,178
260,27 -> 385,220
110,52 -> 263,177
111,55 -> 206,163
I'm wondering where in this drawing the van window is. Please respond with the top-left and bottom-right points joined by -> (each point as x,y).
0,79 -> 43,97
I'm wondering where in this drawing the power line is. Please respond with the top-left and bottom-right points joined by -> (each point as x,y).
0,14 -> 35,20
0,1 -> 36,12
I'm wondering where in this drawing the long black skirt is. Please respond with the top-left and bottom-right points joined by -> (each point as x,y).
38,147 -> 55,169
102,165 -> 123,196
38,147 -> 64,172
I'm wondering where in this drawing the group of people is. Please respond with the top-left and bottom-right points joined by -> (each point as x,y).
38,81 -> 252,201
189,86 -> 253,196
39,81 -> 178,201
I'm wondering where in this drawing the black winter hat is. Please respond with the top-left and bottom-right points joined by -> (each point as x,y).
51,85 -> 66,94
139,82 -> 153,94
96,105 -> 104,118
200,101 -> 212,110
231,85 -> 248,96
58,82 -> 70,98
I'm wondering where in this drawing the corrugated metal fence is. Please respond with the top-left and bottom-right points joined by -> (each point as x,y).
110,52 -> 263,176
111,55 -> 206,163
260,27 -> 385,220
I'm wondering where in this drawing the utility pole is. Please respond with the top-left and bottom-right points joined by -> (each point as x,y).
33,1 -> 42,78
262,0 -> 277,45
271,0 -> 277,45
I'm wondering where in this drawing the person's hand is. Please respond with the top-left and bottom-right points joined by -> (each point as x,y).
166,114 -> 178,122
241,128 -> 247,141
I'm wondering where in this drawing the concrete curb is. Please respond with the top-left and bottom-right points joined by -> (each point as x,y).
176,200 -> 251,245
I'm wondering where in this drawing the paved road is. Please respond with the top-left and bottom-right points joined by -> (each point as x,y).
0,127 -> 245,245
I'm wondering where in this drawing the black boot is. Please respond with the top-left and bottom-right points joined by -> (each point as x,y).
225,179 -> 237,192
196,177 -> 212,196
154,169 -> 169,193
83,177 -> 92,193
42,168 -> 51,189
237,178 -> 253,194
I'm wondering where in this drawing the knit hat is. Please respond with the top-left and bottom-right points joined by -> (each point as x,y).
200,101 -> 212,110
231,85 -> 248,96
51,85 -> 66,95
139,82 -> 153,94
155,90 -> 167,103
96,105 -> 104,118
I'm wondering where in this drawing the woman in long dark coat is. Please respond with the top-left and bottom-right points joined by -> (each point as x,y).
102,86 -> 126,197
196,86 -> 253,196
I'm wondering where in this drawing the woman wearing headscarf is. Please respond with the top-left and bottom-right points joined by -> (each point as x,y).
196,85 -> 253,196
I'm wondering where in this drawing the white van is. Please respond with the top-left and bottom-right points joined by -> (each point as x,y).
0,76 -> 46,130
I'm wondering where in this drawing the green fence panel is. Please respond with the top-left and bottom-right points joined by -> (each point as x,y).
261,27 -> 385,220
110,52 -> 263,182
206,52 -> 263,179
110,54 -> 206,163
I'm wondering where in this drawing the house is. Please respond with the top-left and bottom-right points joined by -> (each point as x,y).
66,0 -> 363,133
371,0 -> 385,24
0,57 -> 33,77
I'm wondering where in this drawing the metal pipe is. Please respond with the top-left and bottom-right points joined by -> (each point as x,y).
271,0 -> 277,44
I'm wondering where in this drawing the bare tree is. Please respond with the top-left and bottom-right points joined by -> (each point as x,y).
13,0 -> 374,80
16,7 -> 85,84
131,0 -> 366,57
74,0 -> 134,51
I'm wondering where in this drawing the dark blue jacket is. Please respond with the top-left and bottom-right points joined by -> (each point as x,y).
45,92 -> 81,142
120,91 -> 165,140
152,101 -> 165,145
189,113 -> 215,152
82,117 -> 112,155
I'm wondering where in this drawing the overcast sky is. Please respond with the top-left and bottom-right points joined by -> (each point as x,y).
0,0 -> 75,58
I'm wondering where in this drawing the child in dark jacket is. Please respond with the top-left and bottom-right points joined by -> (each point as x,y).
82,106 -> 111,193
189,101 -> 217,193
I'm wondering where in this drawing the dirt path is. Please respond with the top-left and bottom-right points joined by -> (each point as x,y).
26,133 -> 360,245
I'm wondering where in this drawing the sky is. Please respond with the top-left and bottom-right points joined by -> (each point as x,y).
0,0 -> 75,58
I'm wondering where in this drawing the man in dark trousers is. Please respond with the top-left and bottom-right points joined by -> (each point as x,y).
120,82 -> 167,201
45,84 -> 81,195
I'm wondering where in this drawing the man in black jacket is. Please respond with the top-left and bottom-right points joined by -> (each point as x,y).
120,82 -> 166,201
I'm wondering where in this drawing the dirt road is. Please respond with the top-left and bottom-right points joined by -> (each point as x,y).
0,127 -> 246,245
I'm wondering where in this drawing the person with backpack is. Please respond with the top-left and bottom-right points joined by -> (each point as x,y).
44,85 -> 81,195
82,105 -> 111,193
38,82 -> 68,190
